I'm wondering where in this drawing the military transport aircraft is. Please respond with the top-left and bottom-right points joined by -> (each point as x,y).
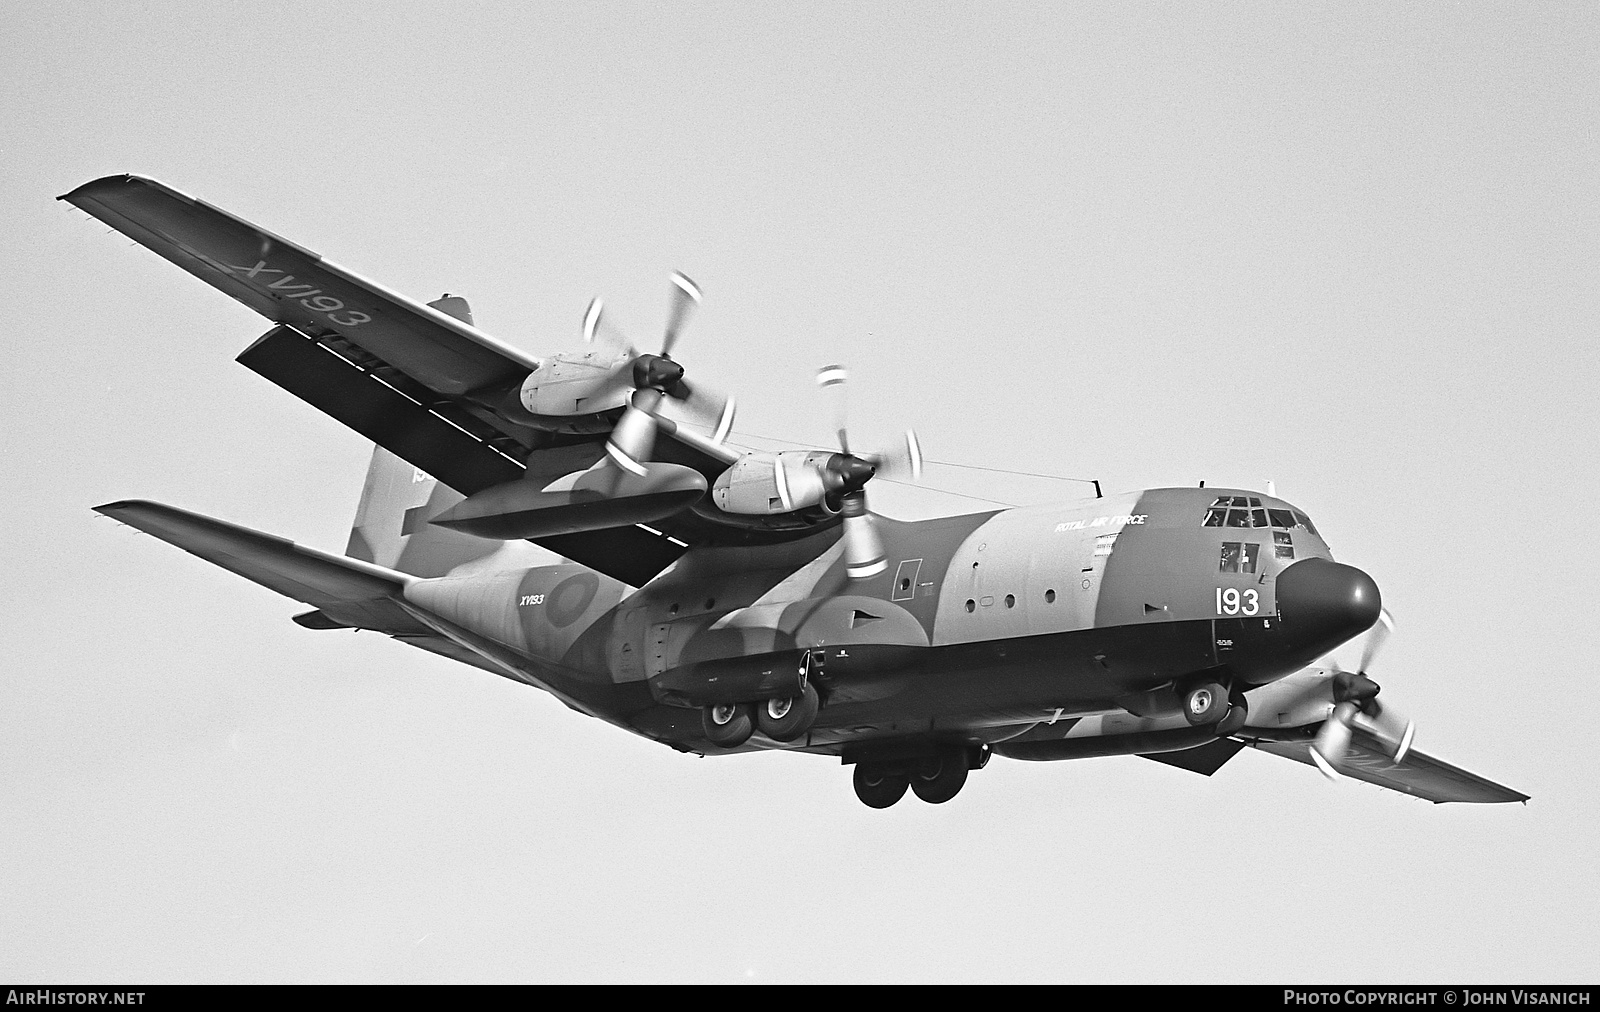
63,174 -> 1526,808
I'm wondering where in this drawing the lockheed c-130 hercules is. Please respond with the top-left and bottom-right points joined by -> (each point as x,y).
64,174 -> 1525,808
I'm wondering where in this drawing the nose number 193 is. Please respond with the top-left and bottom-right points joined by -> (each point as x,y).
1216,587 -> 1259,616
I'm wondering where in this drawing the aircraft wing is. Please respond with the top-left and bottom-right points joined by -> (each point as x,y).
67,175 -> 828,586
1246,731 -> 1529,804
60,175 -> 538,397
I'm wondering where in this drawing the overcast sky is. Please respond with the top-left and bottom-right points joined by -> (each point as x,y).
4,1 -> 1597,983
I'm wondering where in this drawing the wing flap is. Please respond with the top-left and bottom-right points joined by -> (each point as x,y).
235,325 -> 688,586
96,500 -> 424,631
61,174 -> 537,396
1249,731 -> 1528,804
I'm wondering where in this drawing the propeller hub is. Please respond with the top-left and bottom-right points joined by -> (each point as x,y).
1331,670 -> 1381,705
632,354 -> 684,392
828,454 -> 876,496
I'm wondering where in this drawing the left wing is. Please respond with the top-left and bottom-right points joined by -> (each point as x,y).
1246,732 -> 1529,804
1238,666 -> 1528,804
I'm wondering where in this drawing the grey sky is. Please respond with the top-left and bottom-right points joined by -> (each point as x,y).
3,2 -> 1596,982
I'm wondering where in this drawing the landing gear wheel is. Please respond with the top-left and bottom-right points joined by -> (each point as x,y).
853,764 -> 909,809
1183,681 -> 1230,726
910,752 -> 969,804
702,702 -> 756,748
756,682 -> 820,742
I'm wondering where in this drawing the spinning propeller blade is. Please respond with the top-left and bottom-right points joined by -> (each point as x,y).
597,272 -> 730,473
1310,609 -> 1415,778
812,365 -> 923,579
662,272 -> 700,356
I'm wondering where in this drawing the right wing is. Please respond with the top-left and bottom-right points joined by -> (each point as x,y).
68,175 -> 836,586
61,174 -> 538,396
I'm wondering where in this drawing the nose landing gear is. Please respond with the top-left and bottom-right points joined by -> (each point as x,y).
1182,679 -> 1249,734
1183,681 -> 1230,725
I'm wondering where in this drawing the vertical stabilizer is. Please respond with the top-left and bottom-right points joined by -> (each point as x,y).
346,446 -> 507,577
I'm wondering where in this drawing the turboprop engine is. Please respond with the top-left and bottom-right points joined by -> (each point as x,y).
710,450 -> 852,515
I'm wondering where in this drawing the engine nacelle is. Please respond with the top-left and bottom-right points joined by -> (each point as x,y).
711,450 -> 837,515
518,353 -> 631,417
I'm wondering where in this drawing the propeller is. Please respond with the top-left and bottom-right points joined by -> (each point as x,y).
1308,609 -> 1416,780
592,273 -> 735,474
814,365 -> 923,579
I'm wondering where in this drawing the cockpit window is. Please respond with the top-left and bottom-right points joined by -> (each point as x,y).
1292,510 -> 1320,537
1274,530 -> 1294,560
1202,499 -> 1322,540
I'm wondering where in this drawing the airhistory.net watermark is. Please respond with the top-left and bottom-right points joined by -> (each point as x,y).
5,993 -> 145,1005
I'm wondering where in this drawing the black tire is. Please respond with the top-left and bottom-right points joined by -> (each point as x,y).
853,764 -> 909,809
910,752 -> 969,804
755,682 -> 820,742
1216,692 -> 1250,736
1183,681 -> 1230,726
702,702 -> 756,748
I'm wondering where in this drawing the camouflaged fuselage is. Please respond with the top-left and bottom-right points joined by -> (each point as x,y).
401,486 -> 1340,755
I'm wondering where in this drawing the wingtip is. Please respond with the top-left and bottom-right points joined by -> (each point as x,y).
93,498 -> 157,516
60,173 -> 181,207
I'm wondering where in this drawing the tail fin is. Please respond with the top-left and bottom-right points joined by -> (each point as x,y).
345,445 -> 509,577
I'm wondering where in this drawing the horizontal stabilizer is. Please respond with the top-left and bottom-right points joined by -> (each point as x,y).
1249,730 -> 1528,804
96,500 -> 415,619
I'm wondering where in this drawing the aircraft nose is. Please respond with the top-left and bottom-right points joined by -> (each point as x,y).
1275,558 -> 1381,653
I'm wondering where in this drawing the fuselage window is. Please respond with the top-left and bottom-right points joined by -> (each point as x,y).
1220,542 -> 1240,572
1274,530 -> 1294,560
1220,541 -> 1261,574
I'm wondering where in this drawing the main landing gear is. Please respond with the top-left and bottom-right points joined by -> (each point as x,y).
850,745 -> 987,808
700,653 -> 823,748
